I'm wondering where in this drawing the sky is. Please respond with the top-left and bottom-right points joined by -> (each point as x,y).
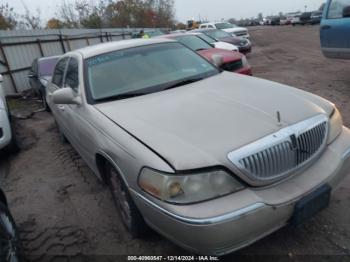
7,0 -> 325,23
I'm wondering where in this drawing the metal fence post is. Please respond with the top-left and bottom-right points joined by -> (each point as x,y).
59,33 -> 66,53
122,28 -> 125,39
37,39 -> 44,57
65,36 -> 72,51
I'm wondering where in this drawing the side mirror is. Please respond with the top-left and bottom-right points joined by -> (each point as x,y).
52,87 -> 81,105
211,54 -> 224,67
0,74 -> 3,83
343,6 -> 350,18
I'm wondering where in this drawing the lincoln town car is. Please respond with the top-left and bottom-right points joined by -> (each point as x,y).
46,39 -> 350,256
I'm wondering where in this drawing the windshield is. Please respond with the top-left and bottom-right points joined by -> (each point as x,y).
85,43 -> 219,101
215,23 -> 236,29
205,29 -> 231,39
173,35 -> 212,51
146,31 -> 164,37
39,57 -> 60,76
196,33 -> 216,44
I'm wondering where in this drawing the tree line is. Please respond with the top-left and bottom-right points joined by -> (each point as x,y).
0,0 -> 175,30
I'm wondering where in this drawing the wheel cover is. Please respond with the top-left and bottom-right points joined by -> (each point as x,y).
0,212 -> 19,262
110,169 -> 132,229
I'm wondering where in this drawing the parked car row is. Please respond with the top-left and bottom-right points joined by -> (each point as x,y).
156,33 -> 251,75
262,11 -> 323,26
39,37 -> 350,256
132,25 -> 252,56
192,29 -> 252,54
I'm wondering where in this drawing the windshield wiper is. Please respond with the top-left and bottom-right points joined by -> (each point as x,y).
163,77 -> 204,91
95,92 -> 147,102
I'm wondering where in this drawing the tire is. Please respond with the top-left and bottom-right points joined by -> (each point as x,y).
40,90 -> 50,112
106,163 -> 147,238
55,120 -> 68,144
0,202 -> 25,262
5,123 -> 19,155
5,137 -> 19,155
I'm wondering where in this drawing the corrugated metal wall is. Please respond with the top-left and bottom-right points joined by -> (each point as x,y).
0,28 -> 158,95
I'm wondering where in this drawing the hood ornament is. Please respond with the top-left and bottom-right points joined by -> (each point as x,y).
276,111 -> 282,126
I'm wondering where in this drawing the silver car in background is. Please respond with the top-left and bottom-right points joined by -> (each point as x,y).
46,39 -> 350,256
0,74 -> 17,153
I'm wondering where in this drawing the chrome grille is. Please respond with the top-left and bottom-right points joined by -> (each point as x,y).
228,115 -> 329,183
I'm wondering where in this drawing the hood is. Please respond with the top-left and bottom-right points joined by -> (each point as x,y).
197,48 -> 242,63
222,27 -> 247,34
95,72 -> 333,171
218,36 -> 242,46
214,42 -> 238,51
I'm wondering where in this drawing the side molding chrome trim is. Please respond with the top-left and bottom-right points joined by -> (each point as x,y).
131,189 -> 266,225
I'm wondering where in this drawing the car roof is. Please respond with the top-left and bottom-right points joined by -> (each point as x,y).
68,38 -> 175,59
157,32 -> 200,38
38,55 -> 61,62
192,28 -> 218,32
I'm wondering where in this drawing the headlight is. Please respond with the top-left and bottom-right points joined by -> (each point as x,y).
138,168 -> 244,204
241,55 -> 249,67
328,107 -> 343,144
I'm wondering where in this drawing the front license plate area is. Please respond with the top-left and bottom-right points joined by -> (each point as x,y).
291,184 -> 331,226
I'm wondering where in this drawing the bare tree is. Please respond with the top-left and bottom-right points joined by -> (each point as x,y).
0,3 -> 18,30
57,0 -> 79,28
21,4 -> 42,29
56,0 -> 175,29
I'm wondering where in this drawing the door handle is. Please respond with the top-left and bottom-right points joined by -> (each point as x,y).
58,105 -> 65,111
321,25 -> 331,30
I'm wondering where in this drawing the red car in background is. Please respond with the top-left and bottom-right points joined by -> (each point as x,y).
157,33 -> 252,76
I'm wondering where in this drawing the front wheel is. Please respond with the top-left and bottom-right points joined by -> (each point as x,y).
106,163 -> 147,238
0,202 -> 24,262
5,122 -> 19,154
40,90 -> 50,112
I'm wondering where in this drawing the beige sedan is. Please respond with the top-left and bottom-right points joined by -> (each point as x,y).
46,38 -> 350,256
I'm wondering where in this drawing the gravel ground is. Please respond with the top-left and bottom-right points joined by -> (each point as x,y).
1,25 -> 350,262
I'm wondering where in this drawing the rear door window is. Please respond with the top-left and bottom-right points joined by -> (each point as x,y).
52,57 -> 69,87
64,58 -> 79,91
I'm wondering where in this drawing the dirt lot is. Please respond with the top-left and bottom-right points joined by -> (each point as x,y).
1,25 -> 350,261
